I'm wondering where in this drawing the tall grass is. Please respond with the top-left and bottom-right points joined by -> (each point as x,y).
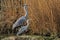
0,0 -> 60,36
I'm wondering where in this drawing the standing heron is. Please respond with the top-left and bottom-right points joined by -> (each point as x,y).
17,19 -> 29,36
12,4 -> 28,30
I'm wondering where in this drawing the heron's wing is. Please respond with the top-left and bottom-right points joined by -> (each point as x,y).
12,17 -> 26,29
17,16 -> 26,23
17,25 -> 29,35
16,18 -> 26,26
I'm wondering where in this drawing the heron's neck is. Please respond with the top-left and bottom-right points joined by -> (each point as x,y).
25,10 -> 28,19
26,20 -> 29,27
24,4 -> 28,19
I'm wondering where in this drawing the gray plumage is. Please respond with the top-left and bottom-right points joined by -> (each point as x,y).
17,19 -> 29,36
12,4 -> 28,29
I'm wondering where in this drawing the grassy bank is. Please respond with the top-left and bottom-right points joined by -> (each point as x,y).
0,35 -> 60,40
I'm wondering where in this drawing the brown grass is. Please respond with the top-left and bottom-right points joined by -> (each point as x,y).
0,0 -> 60,36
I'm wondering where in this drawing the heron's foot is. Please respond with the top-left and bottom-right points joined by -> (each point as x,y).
16,33 -> 22,36
16,32 -> 22,36
16,32 -> 19,36
16,33 -> 21,36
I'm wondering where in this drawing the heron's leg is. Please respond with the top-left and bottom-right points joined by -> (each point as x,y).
16,28 -> 23,36
16,32 -> 19,36
17,31 -> 21,36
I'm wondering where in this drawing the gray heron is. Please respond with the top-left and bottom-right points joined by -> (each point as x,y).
16,19 -> 29,36
12,4 -> 28,30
